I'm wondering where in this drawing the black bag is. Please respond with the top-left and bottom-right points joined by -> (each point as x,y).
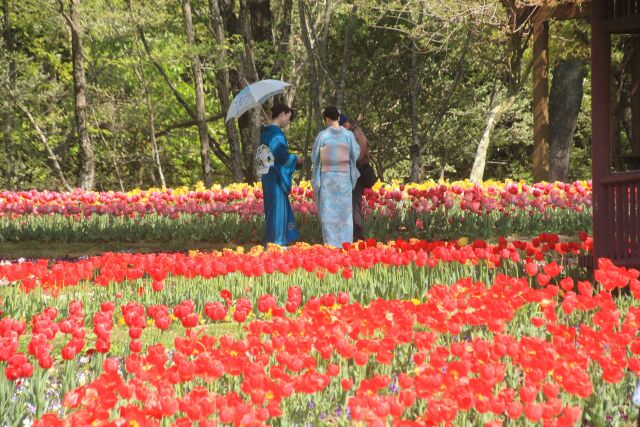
358,163 -> 377,189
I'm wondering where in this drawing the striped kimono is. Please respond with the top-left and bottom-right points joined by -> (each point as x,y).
311,126 -> 360,248
260,125 -> 299,246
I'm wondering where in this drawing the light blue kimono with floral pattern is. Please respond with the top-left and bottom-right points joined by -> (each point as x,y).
311,126 -> 360,248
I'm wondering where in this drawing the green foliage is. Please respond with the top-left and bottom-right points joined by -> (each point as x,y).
0,204 -> 592,246
0,0 -> 598,190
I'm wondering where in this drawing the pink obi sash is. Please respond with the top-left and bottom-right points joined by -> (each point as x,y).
320,143 -> 350,172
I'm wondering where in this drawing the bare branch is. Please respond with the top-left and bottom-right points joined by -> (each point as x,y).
4,83 -> 73,191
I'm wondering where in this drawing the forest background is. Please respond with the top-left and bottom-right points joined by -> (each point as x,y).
0,0 -> 637,191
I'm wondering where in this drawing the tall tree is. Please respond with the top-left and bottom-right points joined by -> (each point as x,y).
408,10 -> 424,183
247,0 -> 272,48
298,0 -> 322,132
0,0 -> 599,189
209,0 -> 243,181
548,58 -> 585,182
272,0 -> 292,80
298,0 -> 324,179
336,4 -> 357,111
181,0 -> 213,187
237,0 -> 263,181
2,0 -> 15,188
130,1 -> 231,174
57,0 -> 95,190
470,1 -> 532,183
112,0 -> 167,188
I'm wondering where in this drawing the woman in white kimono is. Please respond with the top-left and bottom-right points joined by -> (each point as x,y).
311,106 -> 360,247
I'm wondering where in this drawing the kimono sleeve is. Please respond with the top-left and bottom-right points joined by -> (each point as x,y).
311,133 -> 322,194
270,132 -> 297,194
348,131 -> 361,189
271,133 -> 297,169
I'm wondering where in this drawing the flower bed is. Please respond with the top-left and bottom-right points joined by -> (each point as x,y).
2,233 -> 640,425
0,180 -> 592,244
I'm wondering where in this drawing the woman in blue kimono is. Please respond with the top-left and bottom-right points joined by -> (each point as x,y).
259,104 -> 303,246
311,106 -> 360,248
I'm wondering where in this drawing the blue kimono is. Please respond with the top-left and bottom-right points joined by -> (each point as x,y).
260,125 -> 299,246
311,127 -> 360,248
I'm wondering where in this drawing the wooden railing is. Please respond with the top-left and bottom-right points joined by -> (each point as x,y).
600,171 -> 640,267
610,0 -> 640,17
605,0 -> 640,32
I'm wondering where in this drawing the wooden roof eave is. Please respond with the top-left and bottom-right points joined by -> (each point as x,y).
602,14 -> 640,33
516,1 -> 592,26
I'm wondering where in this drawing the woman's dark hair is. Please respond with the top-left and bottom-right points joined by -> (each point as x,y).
322,106 -> 340,121
272,103 -> 295,120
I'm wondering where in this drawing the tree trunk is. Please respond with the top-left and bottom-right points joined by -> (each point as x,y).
336,4 -> 356,111
135,51 -> 166,188
408,49 -> 421,182
612,59 -> 625,170
470,92 -> 516,183
248,0 -> 272,48
548,58 -> 585,182
245,0 -> 273,107
272,0 -> 292,80
319,0 -> 332,71
238,0 -> 262,181
59,0 -> 95,190
470,28 -> 533,185
2,0 -> 15,189
238,0 -> 261,83
219,0 -> 239,33
302,96 -> 314,179
182,0 -> 213,187
209,0 -> 252,179
408,10 -> 424,183
298,0 -> 323,132
209,0 -> 243,181
305,2 -> 335,96
124,3 -> 167,189
147,101 -> 166,188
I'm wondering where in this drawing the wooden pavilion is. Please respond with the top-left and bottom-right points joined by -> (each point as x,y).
591,0 -> 640,268
517,0 -> 640,268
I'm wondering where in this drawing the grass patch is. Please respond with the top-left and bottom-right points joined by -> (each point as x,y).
19,319 -> 246,359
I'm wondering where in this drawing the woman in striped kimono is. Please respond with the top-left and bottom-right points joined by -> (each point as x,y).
311,106 -> 360,248
259,104 -> 304,246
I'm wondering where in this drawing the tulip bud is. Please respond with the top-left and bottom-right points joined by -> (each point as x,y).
103,358 -> 119,374
129,339 -> 143,353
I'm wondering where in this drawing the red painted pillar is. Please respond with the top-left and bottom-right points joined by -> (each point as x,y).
591,0 -> 612,264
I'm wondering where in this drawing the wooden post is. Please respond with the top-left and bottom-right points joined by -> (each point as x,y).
533,20 -> 550,182
591,0 -> 613,265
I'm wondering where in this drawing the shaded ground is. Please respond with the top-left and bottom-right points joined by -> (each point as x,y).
0,241 -> 258,260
